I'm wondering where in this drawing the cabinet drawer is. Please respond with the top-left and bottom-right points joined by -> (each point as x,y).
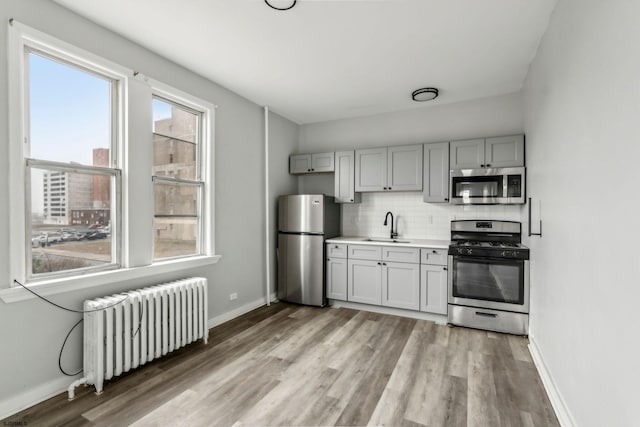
420,248 -> 448,265
327,243 -> 347,259
382,246 -> 420,264
348,245 -> 382,261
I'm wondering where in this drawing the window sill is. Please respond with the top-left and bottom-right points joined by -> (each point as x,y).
0,255 -> 221,304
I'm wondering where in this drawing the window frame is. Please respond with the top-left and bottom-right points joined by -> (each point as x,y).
148,82 -> 215,262
6,21 -> 218,295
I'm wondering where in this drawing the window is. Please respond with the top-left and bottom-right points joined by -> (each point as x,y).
8,22 -> 216,290
25,50 -> 120,278
152,97 -> 203,260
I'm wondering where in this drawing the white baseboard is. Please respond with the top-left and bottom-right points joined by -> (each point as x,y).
528,335 -> 577,427
1,292 -> 277,420
207,292 -> 277,329
0,374 -> 82,421
329,299 -> 448,325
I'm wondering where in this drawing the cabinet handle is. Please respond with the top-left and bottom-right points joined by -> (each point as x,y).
311,168 -> 315,171
485,164 -> 491,167
388,187 -> 392,190
350,199 -> 354,202
307,168 -> 311,172
377,262 -> 381,265
432,250 -> 437,254
443,267 -> 447,271
383,262 -> 387,266
444,198 -> 449,201
383,187 -> 387,190
480,164 -> 485,168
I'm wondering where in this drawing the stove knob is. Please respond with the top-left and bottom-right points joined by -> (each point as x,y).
501,251 -> 507,257
466,248 -> 473,255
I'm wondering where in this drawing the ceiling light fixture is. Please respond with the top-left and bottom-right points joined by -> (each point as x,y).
411,87 -> 439,102
265,0 -> 297,11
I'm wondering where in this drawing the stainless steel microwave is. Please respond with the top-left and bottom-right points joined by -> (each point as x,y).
450,167 -> 525,205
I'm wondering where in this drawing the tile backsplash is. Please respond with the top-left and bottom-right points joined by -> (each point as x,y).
341,192 -> 523,240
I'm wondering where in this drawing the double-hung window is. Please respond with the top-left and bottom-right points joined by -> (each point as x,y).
152,96 -> 204,260
7,22 -> 216,291
10,28 -> 124,282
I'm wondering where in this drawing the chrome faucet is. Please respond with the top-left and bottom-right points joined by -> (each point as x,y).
383,211 -> 398,239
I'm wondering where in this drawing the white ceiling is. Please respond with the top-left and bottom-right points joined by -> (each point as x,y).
54,0 -> 557,124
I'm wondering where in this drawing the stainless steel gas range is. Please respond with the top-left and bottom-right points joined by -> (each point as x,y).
447,220 -> 530,335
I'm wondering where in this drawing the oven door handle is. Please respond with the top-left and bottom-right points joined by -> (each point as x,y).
452,255 -> 524,263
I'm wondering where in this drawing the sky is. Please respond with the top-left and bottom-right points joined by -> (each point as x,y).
29,52 -> 171,214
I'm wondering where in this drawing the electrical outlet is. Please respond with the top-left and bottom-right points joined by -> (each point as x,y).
229,293 -> 238,301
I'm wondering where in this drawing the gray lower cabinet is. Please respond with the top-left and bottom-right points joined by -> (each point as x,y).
330,243 -> 447,315
347,259 -> 382,305
326,257 -> 347,300
423,141 -> 450,203
382,261 -> 420,310
420,264 -> 448,315
334,150 -> 360,203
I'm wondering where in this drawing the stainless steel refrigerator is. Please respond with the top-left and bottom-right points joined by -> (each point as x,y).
277,194 -> 340,307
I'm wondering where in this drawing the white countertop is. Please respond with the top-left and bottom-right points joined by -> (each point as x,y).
326,236 -> 450,249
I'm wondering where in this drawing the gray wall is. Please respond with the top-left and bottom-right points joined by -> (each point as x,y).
0,0 -> 297,415
522,0 -> 640,426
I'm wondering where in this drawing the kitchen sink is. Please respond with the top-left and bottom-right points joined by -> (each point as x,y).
364,238 -> 411,244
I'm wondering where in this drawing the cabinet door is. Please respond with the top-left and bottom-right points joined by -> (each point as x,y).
355,147 -> 387,192
420,264 -> 448,315
326,258 -> 347,301
423,142 -> 450,203
484,135 -> 525,168
387,145 -> 423,191
290,154 -> 312,174
348,259 -> 382,305
450,139 -> 485,169
311,152 -> 335,172
334,151 -> 360,203
382,261 -> 420,310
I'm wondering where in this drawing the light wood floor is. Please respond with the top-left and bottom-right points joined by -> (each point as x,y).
3,303 -> 559,426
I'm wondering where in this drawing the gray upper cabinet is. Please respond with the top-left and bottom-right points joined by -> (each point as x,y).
355,144 -> 422,192
290,154 -> 312,174
484,135 -> 525,168
355,147 -> 387,192
289,152 -> 334,174
450,135 -> 525,169
423,142 -> 450,203
449,139 -> 485,169
387,145 -> 423,191
334,150 -> 361,203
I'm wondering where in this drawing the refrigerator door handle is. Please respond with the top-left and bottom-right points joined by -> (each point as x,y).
278,231 -> 325,236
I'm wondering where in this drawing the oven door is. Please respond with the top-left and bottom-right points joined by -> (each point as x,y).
448,255 -> 529,313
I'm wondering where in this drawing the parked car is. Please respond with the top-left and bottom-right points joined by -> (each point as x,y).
31,233 -> 42,248
39,232 -> 63,245
86,231 -> 107,240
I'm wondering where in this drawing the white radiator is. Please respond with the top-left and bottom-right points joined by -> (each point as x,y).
68,277 -> 208,398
